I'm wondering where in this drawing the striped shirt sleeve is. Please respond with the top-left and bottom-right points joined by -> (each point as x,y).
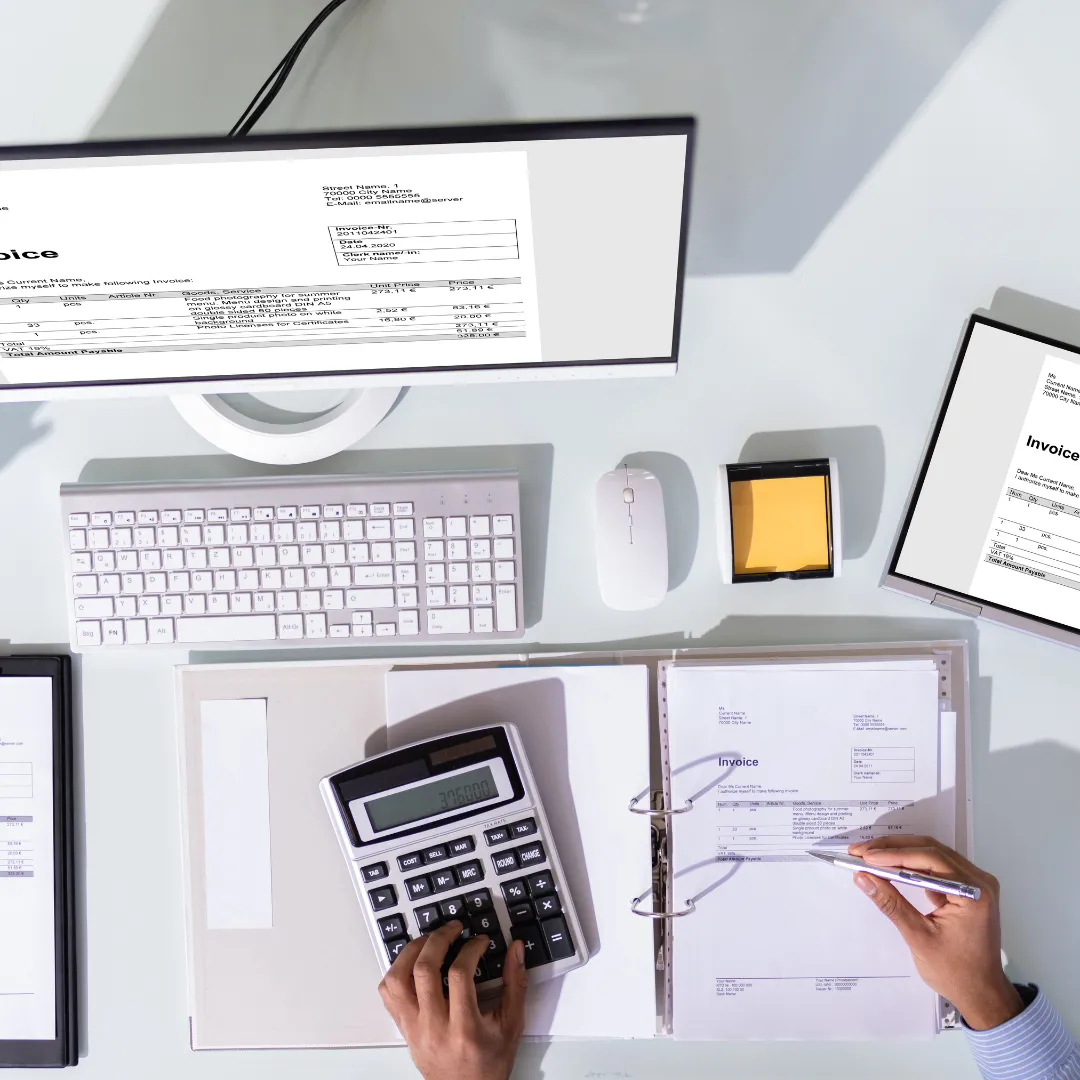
965,985 -> 1080,1080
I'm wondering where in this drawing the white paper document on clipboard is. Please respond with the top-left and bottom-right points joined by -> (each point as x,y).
665,658 -> 956,1040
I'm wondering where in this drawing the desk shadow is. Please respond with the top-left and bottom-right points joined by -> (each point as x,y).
371,677 -> 598,1035
738,426 -> 885,561
77,442 -> 553,627
0,403 -> 51,477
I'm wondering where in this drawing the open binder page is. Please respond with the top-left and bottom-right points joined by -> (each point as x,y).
666,660 -> 951,1040
384,665 -> 656,1039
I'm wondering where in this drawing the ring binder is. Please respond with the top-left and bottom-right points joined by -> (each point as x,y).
628,792 -> 693,817
630,892 -> 696,919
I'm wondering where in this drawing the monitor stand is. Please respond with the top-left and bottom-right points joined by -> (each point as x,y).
170,386 -> 402,465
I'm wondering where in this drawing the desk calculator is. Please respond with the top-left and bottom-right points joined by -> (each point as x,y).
321,724 -> 588,996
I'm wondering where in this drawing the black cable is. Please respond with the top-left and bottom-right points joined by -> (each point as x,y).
230,0 -> 356,137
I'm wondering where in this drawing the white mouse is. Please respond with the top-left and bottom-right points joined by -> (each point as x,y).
594,465 -> 668,610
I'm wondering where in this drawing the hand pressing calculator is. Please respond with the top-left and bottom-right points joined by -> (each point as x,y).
321,724 -> 588,996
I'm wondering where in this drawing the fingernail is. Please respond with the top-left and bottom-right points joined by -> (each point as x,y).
855,873 -> 877,896
514,940 -> 525,961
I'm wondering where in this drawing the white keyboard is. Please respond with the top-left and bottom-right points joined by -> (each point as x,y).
60,472 -> 524,650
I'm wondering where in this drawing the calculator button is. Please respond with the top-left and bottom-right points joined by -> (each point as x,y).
511,923 -> 548,969
470,911 -> 499,936
422,844 -> 448,864
362,861 -> 389,882
439,896 -> 467,920
486,952 -> 505,980
449,836 -> 476,856
430,868 -> 457,894
484,826 -> 511,846
377,913 -> 407,940
398,851 -> 424,872
414,904 -> 441,933
510,818 -> 537,839
463,888 -> 493,914
405,876 -> 433,901
540,916 -> 576,961
368,885 -> 397,911
385,937 -> 410,963
516,841 -> 545,869
525,871 -> 555,898
454,859 -> 485,885
491,850 -> 519,875
472,957 -> 489,983
507,902 -> 534,925
501,880 -> 528,904
534,893 -> 562,919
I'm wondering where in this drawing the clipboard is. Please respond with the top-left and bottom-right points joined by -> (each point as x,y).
175,639 -> 971,1049
0,655 -> 77,1068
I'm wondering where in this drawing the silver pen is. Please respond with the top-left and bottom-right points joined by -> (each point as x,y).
806,849 -> 982,901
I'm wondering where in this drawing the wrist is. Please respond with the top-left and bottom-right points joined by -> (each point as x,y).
957,977 -> 1026,1031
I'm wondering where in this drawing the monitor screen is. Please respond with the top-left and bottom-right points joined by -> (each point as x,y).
891,317 -> 1080,636
0,118 -> 692,397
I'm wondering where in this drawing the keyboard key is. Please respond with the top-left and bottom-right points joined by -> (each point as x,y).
423,845 -> 448,864
75,620 -> 101,646
149,618 -> 175,643
184,509 -> 205,523
423,518 -> 443,537
525,870 -> 554,897
500,879 -> 528,904
300,505 -> 320,519
371,543 -> 392,563
126,619 -> 148,645
540,916 -> 575,961
276,506 -> 297,520
305,612 -> 327,638
230,508 -> 251,521
347,588 -> 394,608
507,902 -> 534,925
377,912 -> 406,939
69,529 -> 87,550
516,840 -> 545,868
427,586 -> 447,607
362,862 -> 389,882
278,613 -> 304,639
91,511 -> 112,527
173,614 -> 278,643
353,566 -> 394,587
370,503 -> 390,517
413,904 -> 441,933
367,520 -> 391,540
425,563 -> 446,584
115,511 -> 135,526
405,876 -> 433,901
448,836 -> 475,857
330,623 -> 350,638
447,539 -> 467,560
368,885 -> 397,911
448,585 -> 469,607
463,888 -> 493,914
495,561 -> 516,582
496,584 -> 517,632
470,539 -> 491,560
347,503 -> 367,518
454,860 -> 484,886
534,893 -> 562,919
161,510 -> 182,524
473,608 -> 494,633
492,851 -> 519,876
375,623 -> 396,637
469,516 -> 490,536
319,521 -> 341,542
385,937 -> 410,963
511,922 -> 547,969
472,585 -> 493,605
494,537 -> 515,558
511,818 -> 537,839
68,513 -> 89,527
428,609 -> 471,635
398,610 -> 419,635
393,502 -> 413,516
438,896 -> 466,920
471,562 -> 492,583
73,574 -> 99,596
71,552 -> 92,572
446,517 -> 467,537
493,515 -> 514,535
394,518 -> 415,539
484,826 -> 511,846
324,504 -> 343,518
344,520 -> 365,541
430,868 -> 457,894
397,851 -> 423,872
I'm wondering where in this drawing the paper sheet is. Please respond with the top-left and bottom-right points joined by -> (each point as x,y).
0,677 -> 57,1040
200,699 -> 273,930
384,665 -> 656,1039
667,660 -> 951,1040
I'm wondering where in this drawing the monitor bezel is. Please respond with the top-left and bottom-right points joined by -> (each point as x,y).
0,116 -> 694,399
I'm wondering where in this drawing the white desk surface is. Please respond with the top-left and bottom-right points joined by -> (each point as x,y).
3,0 -> 1079,1076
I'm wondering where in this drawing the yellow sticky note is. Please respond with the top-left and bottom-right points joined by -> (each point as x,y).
730,475 -> 831,575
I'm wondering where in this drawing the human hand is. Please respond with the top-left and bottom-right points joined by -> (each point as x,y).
848,836 -> 1024,1030
378,921 -> 528,1080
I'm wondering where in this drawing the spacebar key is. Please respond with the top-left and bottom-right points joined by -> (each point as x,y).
175,615 -> 278,643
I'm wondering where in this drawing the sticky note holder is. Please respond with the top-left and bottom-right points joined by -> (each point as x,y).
716,458 -> 842,583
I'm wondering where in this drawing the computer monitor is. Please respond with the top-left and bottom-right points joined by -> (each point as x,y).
0,119 -> 693,404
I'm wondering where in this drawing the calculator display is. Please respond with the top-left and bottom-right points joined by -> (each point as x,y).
365,764 -> 499,832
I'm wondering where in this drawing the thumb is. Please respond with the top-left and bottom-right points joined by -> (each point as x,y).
495,940 -> 528,1040
854,872 -> 933,949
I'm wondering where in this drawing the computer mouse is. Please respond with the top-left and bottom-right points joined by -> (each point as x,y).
594,465 -> 668,610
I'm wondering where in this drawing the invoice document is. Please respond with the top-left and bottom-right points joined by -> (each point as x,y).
0,677 -> 56,1041
0,148 -> 541,386
970,354 -> 1080,628
667,660 -> 954,1040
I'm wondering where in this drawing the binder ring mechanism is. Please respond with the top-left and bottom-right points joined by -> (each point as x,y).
627,792 -> 693,817
630,892 -> 696,919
